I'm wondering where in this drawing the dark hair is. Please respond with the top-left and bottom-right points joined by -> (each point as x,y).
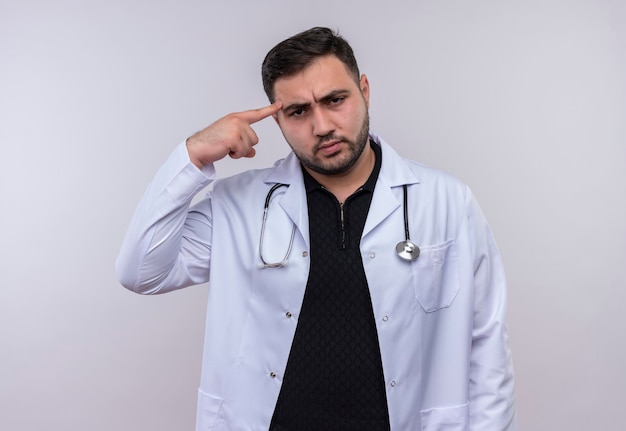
261,27 -> 360,102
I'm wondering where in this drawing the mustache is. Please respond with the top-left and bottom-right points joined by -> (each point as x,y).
315,134 -> 347,149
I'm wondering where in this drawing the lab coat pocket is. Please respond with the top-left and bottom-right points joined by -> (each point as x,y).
420,402 -> 469,431
196,389 -> 224,430
412,239 -> 460,312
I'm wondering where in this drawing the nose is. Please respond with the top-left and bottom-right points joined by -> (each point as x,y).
311,107 -> 334,137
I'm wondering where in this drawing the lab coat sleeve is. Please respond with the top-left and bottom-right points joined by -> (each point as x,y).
115,141 -> 217,294
466,187 -> 516,430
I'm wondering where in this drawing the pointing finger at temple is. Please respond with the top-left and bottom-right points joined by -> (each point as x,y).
236,101 -> 283,125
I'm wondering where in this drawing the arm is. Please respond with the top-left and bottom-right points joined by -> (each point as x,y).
115,143 -> 216,294
466,189 -> 516,430
115,102 -> 282,294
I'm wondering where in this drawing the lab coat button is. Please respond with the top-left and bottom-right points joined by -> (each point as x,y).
369,252 -> 376,259
382,315 -> 389,322
390,380 -> 397,387
270,372 -> 277,378
302,251 -> 308,257
285,311 -> 292,318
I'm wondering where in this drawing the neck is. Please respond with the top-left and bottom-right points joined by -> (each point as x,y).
305,143 -> 375,203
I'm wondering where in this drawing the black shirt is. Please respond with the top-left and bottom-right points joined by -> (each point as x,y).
270,141 -> 390,431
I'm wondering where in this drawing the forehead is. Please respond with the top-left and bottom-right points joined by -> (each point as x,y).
273,55 -> 358,102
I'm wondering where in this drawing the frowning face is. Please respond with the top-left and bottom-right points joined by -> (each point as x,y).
273,55 -> 371,177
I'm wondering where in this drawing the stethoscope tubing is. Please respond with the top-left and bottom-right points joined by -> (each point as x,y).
259,183 -> 420,268
259,183 -> 295,268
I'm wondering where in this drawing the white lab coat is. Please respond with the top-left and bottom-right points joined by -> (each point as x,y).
116,133 -> 516,431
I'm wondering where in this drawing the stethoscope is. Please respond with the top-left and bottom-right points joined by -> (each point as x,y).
259,183 -> 420,268
259,184 -> 296,268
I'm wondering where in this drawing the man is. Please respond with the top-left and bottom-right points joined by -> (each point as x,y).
117,27 -> 516,430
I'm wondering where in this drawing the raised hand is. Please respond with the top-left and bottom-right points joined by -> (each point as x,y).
185,101 -> 282,168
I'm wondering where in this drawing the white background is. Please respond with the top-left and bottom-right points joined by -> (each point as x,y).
1,0 -> 625,429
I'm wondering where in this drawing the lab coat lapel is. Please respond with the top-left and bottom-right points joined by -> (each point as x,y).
362,176 -> 400,238
363,136 -> 420,238
263,152 -> 310,249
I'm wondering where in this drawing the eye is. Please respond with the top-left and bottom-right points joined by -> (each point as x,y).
329,96 -> 345,105
286,107 -> 308,118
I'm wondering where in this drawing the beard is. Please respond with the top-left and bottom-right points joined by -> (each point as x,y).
290,111 -> 370,176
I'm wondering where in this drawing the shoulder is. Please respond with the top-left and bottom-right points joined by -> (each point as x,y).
374,133 -> 469,197
211,153 -> 298,197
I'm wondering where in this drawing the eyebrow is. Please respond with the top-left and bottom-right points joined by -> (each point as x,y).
282,89 -> 351,113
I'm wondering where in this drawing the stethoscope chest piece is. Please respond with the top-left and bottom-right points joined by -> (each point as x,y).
396,240 -> 420,261
396,184 -> 421,261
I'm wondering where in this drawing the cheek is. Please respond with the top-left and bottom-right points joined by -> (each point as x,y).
280,121 -> 308,141
342,101 -> 366,127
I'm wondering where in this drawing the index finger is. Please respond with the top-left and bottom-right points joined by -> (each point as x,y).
236,101 -> 283,124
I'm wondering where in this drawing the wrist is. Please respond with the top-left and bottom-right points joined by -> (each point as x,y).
185,137 -> 205,169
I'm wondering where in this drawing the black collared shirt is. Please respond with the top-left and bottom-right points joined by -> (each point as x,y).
270,141 -> 390,431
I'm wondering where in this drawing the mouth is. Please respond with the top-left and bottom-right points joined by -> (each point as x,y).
317,139 -> 342,156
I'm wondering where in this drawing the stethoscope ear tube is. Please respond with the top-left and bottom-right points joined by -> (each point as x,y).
395,184 -> 420,261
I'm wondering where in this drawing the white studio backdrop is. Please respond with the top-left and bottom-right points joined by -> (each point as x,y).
1,0 -> 625,430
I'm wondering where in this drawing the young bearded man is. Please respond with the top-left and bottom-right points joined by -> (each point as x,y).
117,26 -> 516,431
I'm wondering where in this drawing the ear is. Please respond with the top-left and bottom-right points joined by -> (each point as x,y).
359,74 -> 370,107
